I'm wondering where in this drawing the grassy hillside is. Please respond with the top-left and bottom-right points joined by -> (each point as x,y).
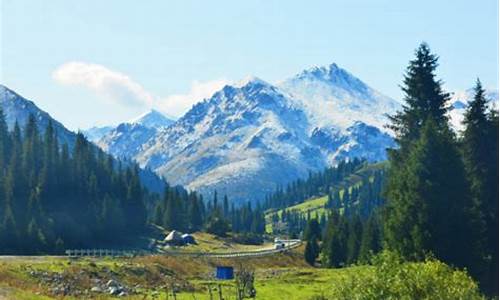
0,247 -> 484,299
0,247 -> 311,299
159,231 -> 274,253
265,161 -> 388,233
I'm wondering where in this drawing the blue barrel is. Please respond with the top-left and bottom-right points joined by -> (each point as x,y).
215,266 -> 234,280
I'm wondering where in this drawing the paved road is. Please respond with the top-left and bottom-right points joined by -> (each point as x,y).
0,240 -> 302,260
161,239 -> 302,258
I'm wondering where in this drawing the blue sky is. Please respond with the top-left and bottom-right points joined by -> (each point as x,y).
1,0 -> 498,130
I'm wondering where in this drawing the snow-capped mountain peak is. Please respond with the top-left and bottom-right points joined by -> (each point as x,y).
278,62 -> 400,132
91,63 -> 405,203
234,76 -> 270,88
129,109 -> 175,129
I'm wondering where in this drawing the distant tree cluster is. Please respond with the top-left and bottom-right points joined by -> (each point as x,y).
152,186 -> 205,233
264,159 -> 364,210
0,112 -> 149,254
269,167 -> 386,240
320,210 -> 382,267
270,209 -> 309,238
152,189 -> 266,242
325,170 -> 386,218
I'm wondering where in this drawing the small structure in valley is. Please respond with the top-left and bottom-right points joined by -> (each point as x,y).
181,233 -> 196,244
274,238 -> 286,249
215,266 -> 234,280
164,230 -> 185,246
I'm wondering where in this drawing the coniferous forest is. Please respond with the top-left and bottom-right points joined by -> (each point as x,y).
0,113 -> 149,254
0,109 -> 267,253
297,43 -> 499,295
152,189 -> 266,243
384,44 -> 498,294
264,158 -> 365,210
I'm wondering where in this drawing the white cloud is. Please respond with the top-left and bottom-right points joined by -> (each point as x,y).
53,61 -> 230,118
157,79 -> 230,117
53,62 -> 154,107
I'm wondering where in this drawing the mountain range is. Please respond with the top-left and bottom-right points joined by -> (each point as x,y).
0,84 -> 166,194
0,85 -> 76,147
88,63 -> 401,203
2,63 -> 497,204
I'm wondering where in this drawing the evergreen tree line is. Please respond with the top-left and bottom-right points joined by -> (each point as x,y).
0,112 -> 149,254
326,169 -> 386,218
270,168 -> 386,238
300,178 -> 386,267
381,43 -> 498,295
264,159 -> 365,210
152,190 -> 266,240
304,44 -> 498,297
306,169 -> 387,266
270,209 -> 310,238
304,210 -> 382,267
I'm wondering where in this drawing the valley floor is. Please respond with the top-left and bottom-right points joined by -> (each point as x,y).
0,245 -> 351,300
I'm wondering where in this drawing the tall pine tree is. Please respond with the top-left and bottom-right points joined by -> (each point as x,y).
462,80 -> 499,293
384,44 -> 479,271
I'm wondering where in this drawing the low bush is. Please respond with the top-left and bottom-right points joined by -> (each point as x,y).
330,250 -> 484,300
231,233 -> 263,245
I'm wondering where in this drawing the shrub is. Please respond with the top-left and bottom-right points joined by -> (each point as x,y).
231,233 -> 263,245
205,216 -> 230,237
330,250 -> 484,300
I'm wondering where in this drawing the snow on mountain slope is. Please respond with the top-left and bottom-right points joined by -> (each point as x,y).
278,63 -> 401,132
134,78 -> 323,201
449,88 -> 498,131
129,109 -> 175,128
84,109 -> 174,144
0,84 -> 167,194
0,84 -> 76,146
84,125 -> 114,143
91,109 -> 175,159
123,70 -> 396,203
97,123 -> 159,159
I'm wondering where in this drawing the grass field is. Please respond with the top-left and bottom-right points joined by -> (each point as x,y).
264,195 -> 329,232
0,250 -> 367,300
0,244 -> 341,300
0,243 -> 485,299
173,232 -> 274,253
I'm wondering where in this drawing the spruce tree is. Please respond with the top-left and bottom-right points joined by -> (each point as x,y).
0,109 -> 9,173
304,218 -> 321,241
188,192 -> 203,232
386,119 -> 475,266
223,194 -> 229,218
358,213 -> 381,263
304,237 -> 319,266
322,211 -> 348,267
346,214 -> 363,264
462,80 -> 499,293
0,115 -> 150,254
384,43 -> 478,272
387,42 -> 450,149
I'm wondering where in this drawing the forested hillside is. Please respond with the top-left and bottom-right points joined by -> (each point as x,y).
152,189 -> 266,244
264,158 -> 366,210
265,159 -> 387,237
264,44 -> 498,297
0,111 -> 151,254
383,45 -> 498,294
294,44 -> 499,296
